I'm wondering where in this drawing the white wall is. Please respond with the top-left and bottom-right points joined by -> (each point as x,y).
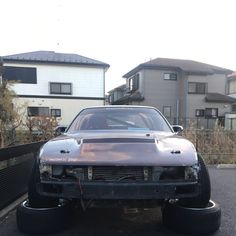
225,113 -> 236,130
5,62 -> 105,97
6,61 -> 106,125
14,97 -> 105,125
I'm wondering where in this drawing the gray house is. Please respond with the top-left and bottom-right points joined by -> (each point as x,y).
108,58 -> 235,128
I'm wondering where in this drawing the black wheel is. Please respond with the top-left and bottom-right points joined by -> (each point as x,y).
162,200 -> 221,235
17,199 -> 73,235
180,154 -> 211,207
28,160 -> 58,208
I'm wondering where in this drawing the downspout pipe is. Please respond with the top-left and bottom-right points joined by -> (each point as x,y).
176,99 -> 179,125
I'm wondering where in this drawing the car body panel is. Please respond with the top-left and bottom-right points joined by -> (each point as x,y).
39,130 -> 197,166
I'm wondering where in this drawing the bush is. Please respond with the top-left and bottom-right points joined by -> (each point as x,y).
183,123 -> 236,164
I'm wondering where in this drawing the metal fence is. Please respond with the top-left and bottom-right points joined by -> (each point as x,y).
0,142 -> 45,210
168,117 -> 236,130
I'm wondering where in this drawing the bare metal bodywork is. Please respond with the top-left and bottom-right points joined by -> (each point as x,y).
40,131 -> 198,166
36,106 -> 201,207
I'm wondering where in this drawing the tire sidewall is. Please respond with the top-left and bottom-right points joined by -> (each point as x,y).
17,199 -> 74,234
162,200 -> 221,235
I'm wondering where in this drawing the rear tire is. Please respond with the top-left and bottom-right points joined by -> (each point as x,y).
162,200 -> 221,235
17,199 -> 73,235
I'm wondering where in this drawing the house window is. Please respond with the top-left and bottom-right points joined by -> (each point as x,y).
232,104 -> 236,112
164,73 -> 177,80
228,80 -> 236,94
108,94 -> 115,104
3,66 -> 37,84
129,74 -> 139,91
195,109 -> 205,117
50,83 -> 72,95
163,106 -> 171,118
205,108 -> 218,118
51,109 -> 61,117
27,107 -> 49,117
188,82 -> 207,94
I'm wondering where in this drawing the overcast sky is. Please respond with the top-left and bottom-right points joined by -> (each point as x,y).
1,0 -> 236,92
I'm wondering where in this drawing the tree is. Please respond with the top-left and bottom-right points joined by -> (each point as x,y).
0,61 -> 21,147
0,59 -> 59,146
24,116 -> 58,142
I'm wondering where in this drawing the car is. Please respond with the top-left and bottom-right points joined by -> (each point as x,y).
17,106 -> 220,235
30,105 -> 210,207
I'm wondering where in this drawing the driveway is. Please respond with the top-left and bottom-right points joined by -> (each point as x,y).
0,166 -> 235,236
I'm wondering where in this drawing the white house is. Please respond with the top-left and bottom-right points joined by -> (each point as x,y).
2,51 -> 109,125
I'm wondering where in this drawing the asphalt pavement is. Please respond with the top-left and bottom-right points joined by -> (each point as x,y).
0,166 -> 235,236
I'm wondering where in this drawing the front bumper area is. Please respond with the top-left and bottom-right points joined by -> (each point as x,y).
38,180 -> 199,200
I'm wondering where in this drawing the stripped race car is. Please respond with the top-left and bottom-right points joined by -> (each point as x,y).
17,106 -> 220,235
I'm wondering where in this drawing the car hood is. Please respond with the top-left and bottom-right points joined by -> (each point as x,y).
39,131 -> 197,166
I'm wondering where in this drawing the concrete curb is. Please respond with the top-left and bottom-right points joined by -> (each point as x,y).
0,193 -> 27,221
217,164 -> 236,169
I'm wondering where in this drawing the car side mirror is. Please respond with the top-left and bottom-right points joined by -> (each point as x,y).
54,126 -> 67,136
172,125 -> 184,134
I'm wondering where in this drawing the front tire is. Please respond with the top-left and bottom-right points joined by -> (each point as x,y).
162,200 -> 221,235
180,154 -> 211,207
28,160 -> 58,208
17,199 -> 73,235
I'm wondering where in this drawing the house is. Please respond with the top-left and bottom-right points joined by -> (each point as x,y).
2,51 -> 109,125
225,72 -> 236,129
227,71 -> 236,99
108,58 -> 235,128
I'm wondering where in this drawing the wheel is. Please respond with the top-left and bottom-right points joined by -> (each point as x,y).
180,154 -> 211,207
162,200 -> 221,235
28,160 -> 58,208
17,199 -> 73,235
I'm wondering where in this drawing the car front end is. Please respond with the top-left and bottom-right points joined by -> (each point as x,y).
37,130 -> 200,207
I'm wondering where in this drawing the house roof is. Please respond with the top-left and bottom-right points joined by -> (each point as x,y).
228,71 -> 236,78
2,51 -> 110,68
108,84 -> 126,93
123,58 -> 233,78
111,91 -> 144,105
205,93 -> 236,103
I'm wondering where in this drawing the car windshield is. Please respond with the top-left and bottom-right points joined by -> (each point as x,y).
67,107 -> 172,132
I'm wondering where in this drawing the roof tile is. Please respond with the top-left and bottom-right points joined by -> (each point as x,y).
123,58 -> 232,77
2,51 -> 109,68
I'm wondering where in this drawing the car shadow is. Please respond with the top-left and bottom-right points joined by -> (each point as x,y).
61,207 -> 178,236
